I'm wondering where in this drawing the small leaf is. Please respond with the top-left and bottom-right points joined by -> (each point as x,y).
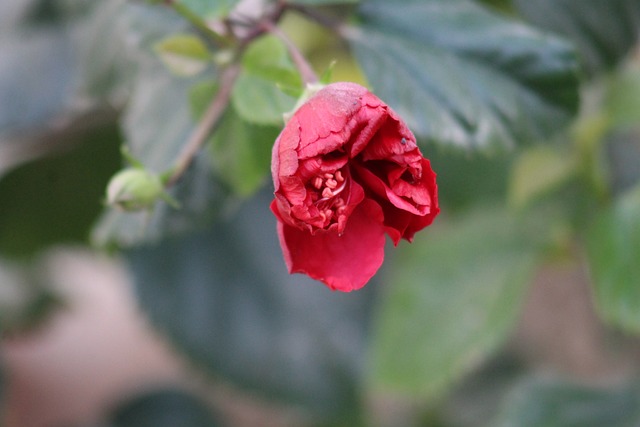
493,378 -> 640,427
508,145 -> 577,210
369,206 -> 540,399
231,35 -> 300,125
586,184 -> 640,333
348,0 -> 580,150
154,33 -> 211,77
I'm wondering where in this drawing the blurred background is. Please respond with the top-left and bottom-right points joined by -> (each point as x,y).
1,0 -> 640,426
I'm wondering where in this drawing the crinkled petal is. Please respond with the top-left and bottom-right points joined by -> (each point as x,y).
295,83 -> 369,159
275,199 -> 385,292
353,159 -> 439,244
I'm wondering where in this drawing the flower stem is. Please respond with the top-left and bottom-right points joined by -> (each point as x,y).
164,62 -> 242,188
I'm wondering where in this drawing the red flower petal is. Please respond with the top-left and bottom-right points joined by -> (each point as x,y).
273,198 -> 386,292
353,158 -> 439,244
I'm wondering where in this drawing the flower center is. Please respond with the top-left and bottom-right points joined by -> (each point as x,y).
310,169 -> 348,229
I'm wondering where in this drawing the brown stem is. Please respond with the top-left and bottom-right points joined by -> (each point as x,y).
164,62 -> 242,187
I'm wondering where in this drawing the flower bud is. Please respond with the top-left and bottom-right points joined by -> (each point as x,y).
106,168 -> 164,211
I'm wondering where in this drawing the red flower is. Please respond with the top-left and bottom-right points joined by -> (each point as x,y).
271,82 -> 439,291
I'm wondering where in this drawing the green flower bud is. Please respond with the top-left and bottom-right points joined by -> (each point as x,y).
106,168 -> 164,211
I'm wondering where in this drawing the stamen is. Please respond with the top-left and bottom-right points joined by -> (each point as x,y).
325,178 -> 338,189
335,170 -> 344,182
312,177 -> 323,189
331,180 -> 347,196
322,188 -> 333,199
324,173 -> 334,179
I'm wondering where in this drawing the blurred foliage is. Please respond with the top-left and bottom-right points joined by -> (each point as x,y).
370,206 -> 541,399
1,0 -> 640,426
107,389 -> 223,427
0,124 -> 121,258
494,379 -> 640,427
587,184 -> 640,333
125,189 -> 377,422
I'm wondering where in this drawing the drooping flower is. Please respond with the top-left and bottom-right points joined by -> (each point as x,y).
271,82 -> 439,291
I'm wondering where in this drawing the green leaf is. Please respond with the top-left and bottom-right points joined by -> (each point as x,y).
514,0 -> 640,76
109,389 -> 222,427
508,145 -> 577,210
586,184 -> 640,333
154,33 -> 211,77
493,378 -> 640,427
124,189 -> 376,420
348,0 -> 580,150
174,0 -> 239,20
369,206 -> 540,399
231,35 -> 299,125
210,108 -> 279,196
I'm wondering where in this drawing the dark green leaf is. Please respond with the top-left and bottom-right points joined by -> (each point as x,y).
348,0 -> 580,150
493,378 -> 640,427
586,184 -> 640,333
109,389 -> 222,427
369,206 -> 540,399
124,189 -> 377,420
515,0 -> 640,76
